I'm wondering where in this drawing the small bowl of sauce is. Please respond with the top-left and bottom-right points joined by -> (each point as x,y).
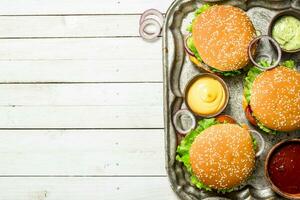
184,73 -> 229,117
268,9 -> 300,53
265,139 -> 300,199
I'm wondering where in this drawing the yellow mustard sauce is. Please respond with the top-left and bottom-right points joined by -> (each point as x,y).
187,77 -> 226,115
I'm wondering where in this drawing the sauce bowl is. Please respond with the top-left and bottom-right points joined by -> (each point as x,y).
184,73 -> 229,118
268,9 -> 300,53
265,139 -> 300,199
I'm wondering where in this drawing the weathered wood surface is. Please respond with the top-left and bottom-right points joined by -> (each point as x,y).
0,0 -> 174,199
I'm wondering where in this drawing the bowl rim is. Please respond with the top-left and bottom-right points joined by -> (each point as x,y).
265,138 -> 300,200
267,9 -> 300,53
184,73 -> 229,118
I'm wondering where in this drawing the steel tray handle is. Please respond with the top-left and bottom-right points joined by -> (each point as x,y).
249,130 -> 265,157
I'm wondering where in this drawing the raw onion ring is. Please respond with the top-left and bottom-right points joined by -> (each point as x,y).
172,109 -> 196,135
139,9 -> 164,27
248,35 -> 282,71
184,34 -> 195,57
139,18 -> 161,41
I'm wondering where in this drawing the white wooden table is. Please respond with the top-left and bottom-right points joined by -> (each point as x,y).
0,0 -> 178,199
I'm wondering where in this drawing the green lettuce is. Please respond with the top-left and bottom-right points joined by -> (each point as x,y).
244,66 -> 262,103
187,37 -> 202,62
176,118 -> 255,193
252,136 -> 257,152
243,59 -> 296,134
281,59 -> 296,69
210,67 -> 242,77
257,121 -> 278,135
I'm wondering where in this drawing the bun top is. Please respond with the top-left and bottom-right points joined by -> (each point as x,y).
250,67 -> 300,131
189,124 -> 255,190
192,5 -> 256,71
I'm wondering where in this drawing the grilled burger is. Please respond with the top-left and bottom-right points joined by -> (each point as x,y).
176,116 -> 257,192
243,60 -> 300,133
185,4 -> 256,76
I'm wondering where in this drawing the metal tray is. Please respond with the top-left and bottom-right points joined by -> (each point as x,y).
162,0 -> 300,199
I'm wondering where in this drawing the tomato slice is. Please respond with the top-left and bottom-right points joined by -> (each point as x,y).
245,105 -> 257,126
216,115 -> 236,124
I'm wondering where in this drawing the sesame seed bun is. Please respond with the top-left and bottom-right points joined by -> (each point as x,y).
192,5 -> 256,71
189,124 -> 255,190
250,67 -> 300,132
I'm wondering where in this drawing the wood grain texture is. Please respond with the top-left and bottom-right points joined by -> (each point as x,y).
0,83 -> 162,106
0,38 -> 163,83
0,83 -> 163,128
0,0 -> 173,15
0,38 -> 161,60
0,177 -> 177,200
0,15 -> 141,38
0,0 -> 174,198
0,60 -> 163,83
0,129 -> 165,175
0,106 -> 163,128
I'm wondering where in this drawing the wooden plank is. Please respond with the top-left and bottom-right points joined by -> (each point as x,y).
0,83 -> 163,128
0,130 -> 165,175
0,0 -> 173,15
0,60 -> 162,83
0,83 -> 162,106
0,38 -> 163,83
0,15 -> 141,38
0,106 -> 163,128
0,177 -> 177,200
0,38 -> 161,60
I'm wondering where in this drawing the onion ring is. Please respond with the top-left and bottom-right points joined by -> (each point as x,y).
139,9 -> 164,27
184,34 -> 195,57
248,35 -> 282,71
172,109 -> 196,135
139,18 -> 161,41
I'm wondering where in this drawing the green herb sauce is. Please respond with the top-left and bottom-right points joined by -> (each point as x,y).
272,16 -> 300,51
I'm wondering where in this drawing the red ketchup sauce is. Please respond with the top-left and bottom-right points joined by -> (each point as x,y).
268,142 -> 300,194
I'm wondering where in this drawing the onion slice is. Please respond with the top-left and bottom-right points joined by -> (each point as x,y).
248,35 -> 282,71
139,9 -> 164,27
172,109 -> 196,135
184,34 -> 195,57
139,18 -> 161,41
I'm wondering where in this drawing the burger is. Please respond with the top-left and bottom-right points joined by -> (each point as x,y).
176,116 -> 257,192
243,60 -> 300,134
185,4 -> 256,76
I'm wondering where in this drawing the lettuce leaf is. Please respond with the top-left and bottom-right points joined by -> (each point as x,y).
244,67 -> 262,103
281,59 -> 296,69
187,37 -> 202,62
195,4 -> 210,16
257,121 -> 278,135
244,59 -> 296,134
210,67 -> 242,77
252,136 -> 257,152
